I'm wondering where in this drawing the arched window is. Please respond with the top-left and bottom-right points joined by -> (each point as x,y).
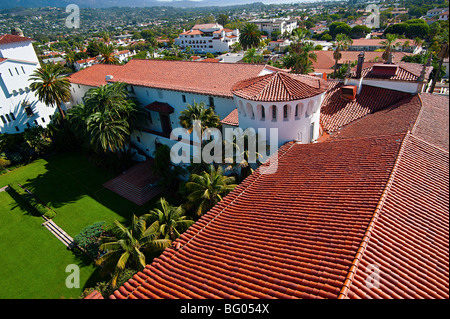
271,105 -> 277,121
238,100 -> 245,116
296,103 -> 304,119
246,103 -> 254,118
306,100 -> 314,117
257,104 -> 265,120
283,105 -> 291,120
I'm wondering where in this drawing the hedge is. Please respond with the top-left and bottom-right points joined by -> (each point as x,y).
7,183 -> 57,219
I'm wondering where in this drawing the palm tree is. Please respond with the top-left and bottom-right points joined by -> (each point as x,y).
152,144 -> 187,192
179,101 -> 220,133
29,63 -> 71,118
332,33 -> 353,78
185,165 -> 237,217
381,33 -> 399,63
96,215 -> 172,288
239,23 -> 262,50
283,41 -> 317,74
84,82 -> 146,130
98,44 -> 120,65
86,111 -> 130,154
223,130 -> 265,182
429,33 -> 449,93
243,48 -> 263,63
84,82 -> 130,115
144,198 -> 194,241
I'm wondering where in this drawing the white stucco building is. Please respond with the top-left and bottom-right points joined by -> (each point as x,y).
174,23 -> 240,54
67,55 -> 433,161
249,18 -> 298,37
0,33 -> 56,134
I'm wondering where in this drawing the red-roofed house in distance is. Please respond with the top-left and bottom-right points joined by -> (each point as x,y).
174,23 -> 240,54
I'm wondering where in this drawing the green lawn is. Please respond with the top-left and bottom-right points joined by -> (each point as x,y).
0,152 -> 161,299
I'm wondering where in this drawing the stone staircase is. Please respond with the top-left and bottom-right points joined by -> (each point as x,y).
42,217 -> 75,249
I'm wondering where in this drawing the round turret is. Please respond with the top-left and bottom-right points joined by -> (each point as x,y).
231,71 -> 328,146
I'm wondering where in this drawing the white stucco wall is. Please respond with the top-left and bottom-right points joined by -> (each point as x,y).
131,85 -> 236,135
235,92 -> 326,147
0,60 -> 56,134
0,41 -> 39,64
361,78 -> 421,94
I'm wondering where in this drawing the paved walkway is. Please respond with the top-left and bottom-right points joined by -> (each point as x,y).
103,158 -> 162,206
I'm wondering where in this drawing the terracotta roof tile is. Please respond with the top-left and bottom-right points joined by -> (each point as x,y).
331,94 -> 422,141
353,62 -> 433,82
144,101 -> 174,114
220,108 -> 239,126
346,135 -> 449,299
0,34 -> 33,45
320,83 -> 411,133
232,72 -> 328,102
110,133 -> 405,299
105,59 -> 271,98
68,64 -> 122,87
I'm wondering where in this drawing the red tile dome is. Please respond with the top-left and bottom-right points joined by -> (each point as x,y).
232,71 -> 328,102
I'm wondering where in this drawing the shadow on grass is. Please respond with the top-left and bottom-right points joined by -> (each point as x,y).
6,186 -> 42,218
18,151 -> 164,223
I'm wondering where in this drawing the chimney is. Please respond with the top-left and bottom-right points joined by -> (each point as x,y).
356,51 -> 365,79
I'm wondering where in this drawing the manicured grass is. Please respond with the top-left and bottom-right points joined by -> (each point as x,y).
0,152 -> 162,298
0,191 -> 98,299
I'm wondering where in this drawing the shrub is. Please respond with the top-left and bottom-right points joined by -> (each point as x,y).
0,157 -> 11,170
73,221 -> 107,259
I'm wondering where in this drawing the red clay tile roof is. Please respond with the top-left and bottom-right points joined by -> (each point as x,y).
180,30 -> 204,35
345,135 -> 449,299
105,59 -> 271,98
68,64 -> 122,87
108,90 -> 448,300
343,94 -> 449,299
410,93 -> 449,152
220,108 -> 239,126
353,62 -> 433,82
85,290 -> 104,299
232,72 -> 328,102
144,101 -> 174,114
330,94 -> 422,141
0,34 -> 33,45
110,133 -> 406,299
200,58 -> 220,63
320,82 -> 411,133
312,51 -> 412,74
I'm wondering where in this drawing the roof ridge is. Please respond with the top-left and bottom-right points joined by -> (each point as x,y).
337,132 -> 410,299
408,93 -> 449,153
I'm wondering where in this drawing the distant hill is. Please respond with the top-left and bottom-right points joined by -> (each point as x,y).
0,0 -> 287,10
